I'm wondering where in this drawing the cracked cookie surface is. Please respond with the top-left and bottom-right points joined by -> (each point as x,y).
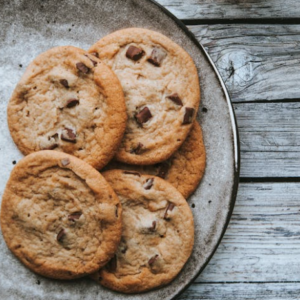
0,151 -> 122,279
104,122 -> 206,198
7,46 -> 127,169
91,170 -> 194,293
89,28 -> 200,165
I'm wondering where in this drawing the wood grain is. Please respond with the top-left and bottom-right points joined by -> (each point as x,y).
195,182 -> 300,283
179,282 -> 300,300
189,24 -> 300,102
233,102 -> 300,177
157,0 -> 300,20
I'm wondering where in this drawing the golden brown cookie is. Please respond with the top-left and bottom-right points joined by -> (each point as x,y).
89,28 -> 200,165
0,151 -> 122,280
7,46 -> 127,170
104,122 -> 206,198
91,170 -> 194,293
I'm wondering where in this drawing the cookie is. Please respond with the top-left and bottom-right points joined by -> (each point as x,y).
7,46 -> 127,170
104,122 -> 206,198
0,151 -> 122,280
89,28 -> 200,165
91,170 -> 194,293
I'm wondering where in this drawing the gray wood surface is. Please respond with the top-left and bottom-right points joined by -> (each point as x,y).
179,183 -> 300,298
234,102 -> 300,177
190,24 -> 300,102
179,283 -> 300,300
157,0 -> 300,20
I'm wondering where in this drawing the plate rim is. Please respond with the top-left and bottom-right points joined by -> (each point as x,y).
146,0 -> 241,298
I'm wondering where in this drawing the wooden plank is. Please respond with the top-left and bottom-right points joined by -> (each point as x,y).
157,0 -> 300,20
189,24 -> 300,102
192,183 -> 300,283
179,282 -> 300,300
233,102 -> 300,177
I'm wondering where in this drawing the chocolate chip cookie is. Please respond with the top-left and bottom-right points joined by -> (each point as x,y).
7,46 -> 127,169
104,122 -> 206,198
89,28 -> 200,165
0,151 -> 122,279
91,170 -> 194,293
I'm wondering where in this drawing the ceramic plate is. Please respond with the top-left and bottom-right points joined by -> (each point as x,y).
0,0 -> 239,299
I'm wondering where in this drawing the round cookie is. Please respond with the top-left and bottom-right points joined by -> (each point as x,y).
0,151 -> 122,280
91,170 -> 194,293
104,122 -> 206,198
7,46 -> 127,170
89,28 -> 200,165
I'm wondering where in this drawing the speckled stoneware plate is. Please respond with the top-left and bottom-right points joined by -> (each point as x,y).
0,0 -> 240,299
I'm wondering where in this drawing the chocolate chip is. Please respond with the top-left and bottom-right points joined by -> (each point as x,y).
90,52 -> 99,58
130,142 -> 144,154
143,178 -> 154,190
149,220 -> 156,232
157,162 -> 169,179
68,212 -> 82,221
60,79 -> 69,88
148,254 -> 159,266
183,107 -> 195,125
66,99 -> 79,108
52,133 -> 59,140
57,228 -> 65,242
84,54 -> 97,66
76,62 -> 90,74
115,205 -> 119,218
164,203 -> 175,220
148,47 -> 167,66
61,128 -> 77,143
121,246 -> 128,254
123,171 -> 141,177
167,93 -> 183,106
135,107 -> 152,125
44,143 -> 58,150
61,158 -> 70,166
106,255 -> 117,272
126,45 -> 145,61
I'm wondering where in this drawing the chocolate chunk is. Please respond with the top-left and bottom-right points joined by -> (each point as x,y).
61,158 -> 70,166
144,178 -> 154,190
60,79 -> 69,88
57,228 -> 65,242
167,93 -> 183,106
135,107 -> 152,125
148,254 -> 159,266
123,171 -> 141,177
76,62 -> 90,74
68,212 -> 82,221
90,52 -> 99,58
164,203 -> 175,220
84,54 -> 97,66
66,99 -> 79,108
157,162 -> 169,179
126,45 -> 145,61
106,255 -> 117,272
44,143 -> 58,150
182,107 -> 195,125
130,142 -> 144,154
149,220 -> 156,232
148,47 -> 167,66
52,133 -> 59,140
61,128 -> 77,143
121,246 -> 128,254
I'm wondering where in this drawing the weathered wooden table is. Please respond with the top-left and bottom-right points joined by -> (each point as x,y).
156,1 -> 300,299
